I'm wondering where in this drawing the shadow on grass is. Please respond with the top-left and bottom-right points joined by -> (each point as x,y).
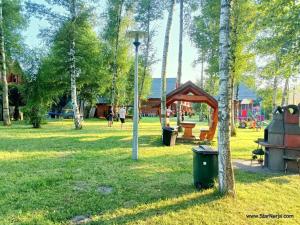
234,169 -> 289,184
88,190 -> 221,225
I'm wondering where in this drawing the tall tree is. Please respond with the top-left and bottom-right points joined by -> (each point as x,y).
190,0 -> 220,96
176,0 -> 184,127
135,0 -> 163,109
42,15 -> 108,107
0,0 -> 25,126
111,0 -> 124,108
102,0 -> 133,108
27,0 -> 103,129
218,0 -> 235,196
191,0 -> 256,135
254,0 -> 299,104
0,0 -> 9,126
161,0 -> 175,127
281,77 -> 289,106
69,0 -> 81,129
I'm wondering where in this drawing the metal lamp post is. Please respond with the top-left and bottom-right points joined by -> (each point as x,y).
126,30 -> 146,160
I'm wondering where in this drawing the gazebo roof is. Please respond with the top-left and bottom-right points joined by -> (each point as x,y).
166,81 -> 218,109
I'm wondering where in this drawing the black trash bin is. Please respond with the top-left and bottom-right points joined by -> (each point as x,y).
162,127 -> 178,146
192,145 -> 218,189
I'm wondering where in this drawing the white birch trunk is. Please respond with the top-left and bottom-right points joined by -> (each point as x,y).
139,3 -> 151,108
70,0 -> 82,129
229,0 -> 238,137
200,50 -> 204,88
111,0 -> 124,107
230,76 -> 236,136
218,0 -> 235,196
281,77 -> 289,106
176,0 -> 183,127
272,76 -> 278,110
0,0 -> 10,126
161,0 -> 175,127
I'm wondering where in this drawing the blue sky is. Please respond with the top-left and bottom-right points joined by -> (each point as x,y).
23,1 -> 202,83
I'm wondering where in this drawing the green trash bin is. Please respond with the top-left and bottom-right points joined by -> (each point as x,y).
192,145 -> 218,189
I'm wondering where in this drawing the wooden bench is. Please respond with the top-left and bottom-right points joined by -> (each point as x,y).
282,156 -> 300,175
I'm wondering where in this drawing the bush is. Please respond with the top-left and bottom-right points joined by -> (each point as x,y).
23,104 -> 47,128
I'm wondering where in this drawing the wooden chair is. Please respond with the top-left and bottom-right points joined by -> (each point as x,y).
199,128 -> 209,141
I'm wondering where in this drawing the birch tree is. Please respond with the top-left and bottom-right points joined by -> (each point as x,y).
102,0 -> 134,107
135,0 -> 163,108
254,0 -> 299,107
110,0 -> 124,108
218,0 -> 235,196
189,0 -> 220,96
176,0 -> 183,127
27,0 -> 101,129
281,77 -> 289,106
0,0 -> 25,126
69,0 -> 81,129
0,0 -> 9,126
161,0 -> 175,127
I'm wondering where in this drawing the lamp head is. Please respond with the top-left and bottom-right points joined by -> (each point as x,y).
126,30 -> 147,42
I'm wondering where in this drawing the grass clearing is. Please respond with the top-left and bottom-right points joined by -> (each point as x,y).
0,118 -> 299,225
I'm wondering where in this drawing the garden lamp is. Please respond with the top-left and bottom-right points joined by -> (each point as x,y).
126,30 -> 147,160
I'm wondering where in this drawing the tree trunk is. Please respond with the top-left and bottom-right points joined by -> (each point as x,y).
161,0 -> 175,127
111,0 -> 124,108
272,76 -> 278,110
230,76 -> 236,136
70,0 -> 82,129
176,0 -> 183,127
200,50 -> 204,88
0,0 -> 10,126
235,83 -> 239,123
139,2 -> 151,111
281,77 -> 289,106
229,0 -> 238,137
218,0 -> 235,196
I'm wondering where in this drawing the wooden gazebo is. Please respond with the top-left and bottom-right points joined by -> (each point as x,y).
166,81 -> 218,141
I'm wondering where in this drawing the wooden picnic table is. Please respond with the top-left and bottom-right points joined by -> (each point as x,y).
181,122 -> 196,139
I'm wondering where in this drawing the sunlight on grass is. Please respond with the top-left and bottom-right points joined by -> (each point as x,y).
0,151 -> 73,161
0,119 -> 299,225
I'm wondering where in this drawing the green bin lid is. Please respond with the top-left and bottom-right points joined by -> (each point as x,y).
192,145 -> 218,155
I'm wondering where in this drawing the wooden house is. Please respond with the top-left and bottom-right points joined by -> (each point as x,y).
141,78 -> 192,116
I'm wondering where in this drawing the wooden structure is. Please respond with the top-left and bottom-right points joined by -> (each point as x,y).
165,81 -> 218,141
94,96 -> 110,118
141,78 -> 192,116
7,73 -> 22,84
181,121 -> 196,139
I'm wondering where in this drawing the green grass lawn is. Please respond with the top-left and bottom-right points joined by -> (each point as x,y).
0,118 -> 299,225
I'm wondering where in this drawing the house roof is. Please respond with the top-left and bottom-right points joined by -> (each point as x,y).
96,96 -> 109,104
148,78 -> 177,99
235,83 -> 259,101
